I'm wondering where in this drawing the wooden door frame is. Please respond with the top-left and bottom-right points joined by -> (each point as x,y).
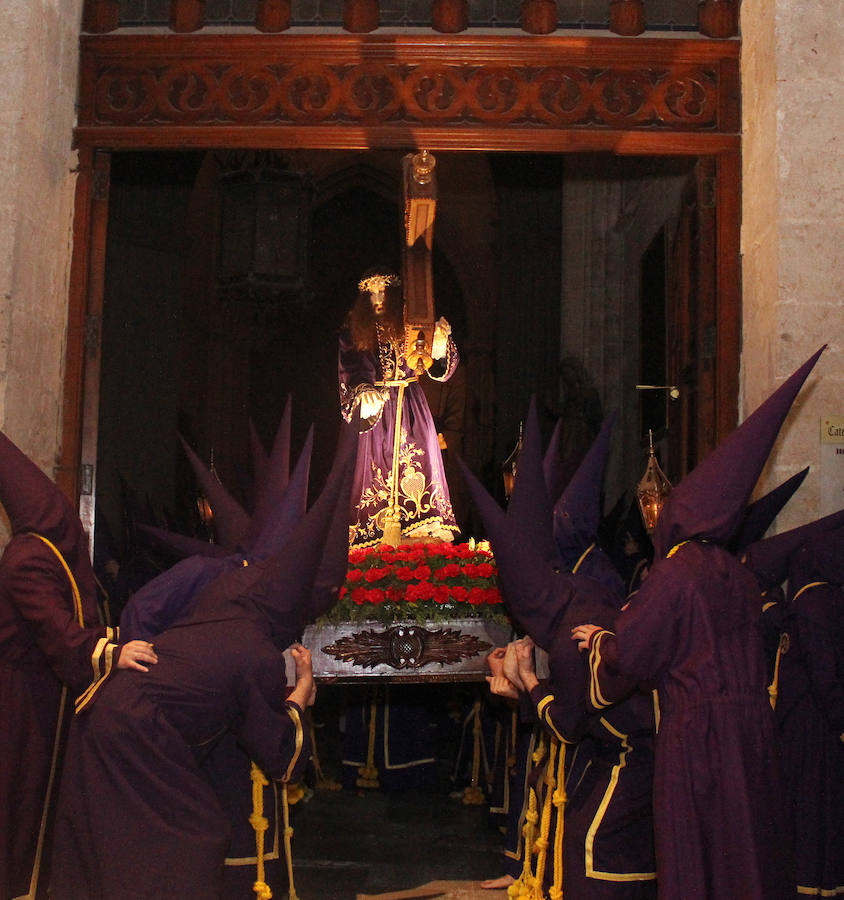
60,32 -> 741,515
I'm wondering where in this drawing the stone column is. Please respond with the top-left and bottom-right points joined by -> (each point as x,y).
741,0 -> 844,528
0,0 -> 83,539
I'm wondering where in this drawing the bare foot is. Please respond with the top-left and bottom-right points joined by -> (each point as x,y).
481,874 -> 515,890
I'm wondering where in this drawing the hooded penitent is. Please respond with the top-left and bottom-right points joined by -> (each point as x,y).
786,520 -> 844,598
741,506 -> 844,592
185,413 -> 359,645
120,405 -> 314,640
139,395 -> 295,561
731,466 -> 809,554
459,398 -> 618,651
0,430 -> 97,604
651,346 -> 826,559
551,410 -> 626,597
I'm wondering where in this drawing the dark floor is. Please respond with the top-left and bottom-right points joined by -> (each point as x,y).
278,683 -> 509,900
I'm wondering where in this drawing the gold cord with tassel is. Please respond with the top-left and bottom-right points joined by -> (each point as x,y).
548,742 -> 567,900
281,782 -> 299,900
511,785 -> 539,899
357,689 -> 380,788
250,762 -> 273,900
530,738 -> 559,899
463,697 -> 485,804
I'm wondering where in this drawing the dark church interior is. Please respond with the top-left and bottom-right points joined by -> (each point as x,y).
95,148 -> 695,583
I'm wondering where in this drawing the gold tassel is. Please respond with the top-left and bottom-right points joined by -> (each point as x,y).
463,698 -> 485,805
548,742 -> 567,900
768,632 -> 788,710
531,738 -> 559,899
250,762 -> 273,900
357,689 -> 380,788
512,785 -> 539,899
281,782 -> 299,900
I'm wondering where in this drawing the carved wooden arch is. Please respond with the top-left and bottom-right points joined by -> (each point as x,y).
61,31 -> 741,510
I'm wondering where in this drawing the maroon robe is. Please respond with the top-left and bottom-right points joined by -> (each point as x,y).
50,612 -> 311,900
776,525 -> 844,899
0,533 -> 120,900
585,542 -> 792,900
339,325 -> 459,547
529,593 -> 656,899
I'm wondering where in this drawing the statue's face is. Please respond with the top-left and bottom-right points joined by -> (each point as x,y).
369,289 -> 386,315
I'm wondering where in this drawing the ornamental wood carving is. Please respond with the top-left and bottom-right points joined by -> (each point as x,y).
322,623 -> 493,670
76,35 -> 740,148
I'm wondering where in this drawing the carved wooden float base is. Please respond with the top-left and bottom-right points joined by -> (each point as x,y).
298,618 -> 513,683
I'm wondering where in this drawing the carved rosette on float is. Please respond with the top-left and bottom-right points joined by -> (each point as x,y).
304,617 -> 512,682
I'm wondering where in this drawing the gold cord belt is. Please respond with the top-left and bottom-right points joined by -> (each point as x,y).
374,376 -> 418,386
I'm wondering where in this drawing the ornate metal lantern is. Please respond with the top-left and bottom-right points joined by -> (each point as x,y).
217,156 -> 312,305
636,429 -> 672,534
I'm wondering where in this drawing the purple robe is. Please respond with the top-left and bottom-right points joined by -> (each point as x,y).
50,614 -> 311,900
776,580 -> 844,897
530,594 -> 656,898
339,325 -> 459,546
586,542 -> 792,900
0,534 -> 119,900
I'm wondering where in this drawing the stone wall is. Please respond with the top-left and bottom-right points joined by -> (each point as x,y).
0,0 -> 82,531
741,0 -> 844,529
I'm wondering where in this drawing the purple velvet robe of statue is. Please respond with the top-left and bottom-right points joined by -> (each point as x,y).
587,541 -> 792,900
0,535 -> 117,900
50,614 -> 312,900
339,326 -> 459,547
776,580 -> 844,898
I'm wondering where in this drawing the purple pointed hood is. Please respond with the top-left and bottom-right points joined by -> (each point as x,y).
459,400 -> 595,650
506,397 -> 559,566
732,466 -> 809,552
543,419 -> 565,504
0,429 -> 96,601
652,346 -> 826,559
120,427 -> 316,640
135,523 -> 230,562
244,396 -> 292,549
188,416 -> 359,645
178,434 -> 250,550
787,522 -> 844,600
553,411 -> 617,567
247,427 -> 313,561
742,506 -> 844,591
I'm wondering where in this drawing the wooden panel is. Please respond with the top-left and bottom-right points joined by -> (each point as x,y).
714,147 -> 741,440
76,34 -> 741,151
291,619 -> 519,683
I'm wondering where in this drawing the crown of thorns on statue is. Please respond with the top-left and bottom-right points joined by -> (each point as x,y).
358,273 -> 400,293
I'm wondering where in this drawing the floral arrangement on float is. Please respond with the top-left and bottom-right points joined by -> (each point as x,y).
318,538 -> 508,627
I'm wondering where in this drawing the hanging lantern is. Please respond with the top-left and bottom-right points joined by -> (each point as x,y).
195,449 -> 220,543
502,422 -> 524,500
636,429 -> 671,534
217,154 -> 312,305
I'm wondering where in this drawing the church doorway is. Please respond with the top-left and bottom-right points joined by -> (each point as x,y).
88,147 -> 709,602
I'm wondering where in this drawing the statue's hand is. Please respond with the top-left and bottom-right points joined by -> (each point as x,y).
357,388 -> 386,422
431,317 -> 451,359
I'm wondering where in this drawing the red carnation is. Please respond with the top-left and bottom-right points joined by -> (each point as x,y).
346,569 -> 364,583
365,566 -> 391,583
432,585 -> 450,604
467,587 -> 487,605
395,566 -> 416,582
